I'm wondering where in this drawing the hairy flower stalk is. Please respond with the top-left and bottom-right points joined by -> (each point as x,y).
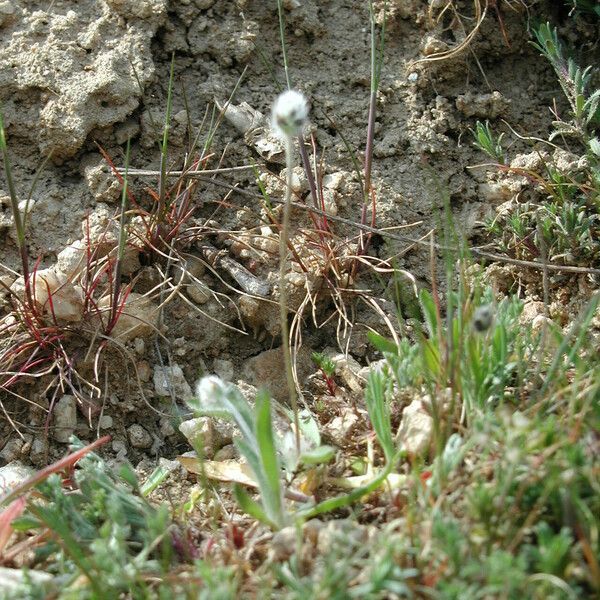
272,90 -> 309,454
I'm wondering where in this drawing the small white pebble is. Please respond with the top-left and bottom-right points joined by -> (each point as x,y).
133,337 -> 145,355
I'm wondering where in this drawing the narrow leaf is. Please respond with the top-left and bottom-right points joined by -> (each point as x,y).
419,289 -> 439,339
255,391 -> 283,527
365,370 -> 394,462
233,484 -> 277,529
299,445 -> 335,466
367,331 -> 398,354
0,436 -> 111,508
0,497 -> 26,555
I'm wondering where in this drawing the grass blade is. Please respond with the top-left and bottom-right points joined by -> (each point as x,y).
365,369 -> 394,462
255,391 -> 283,528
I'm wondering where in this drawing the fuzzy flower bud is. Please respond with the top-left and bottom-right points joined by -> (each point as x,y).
191,375 -> 229,414
473,304 -> 494,332
271,89 -> 309,139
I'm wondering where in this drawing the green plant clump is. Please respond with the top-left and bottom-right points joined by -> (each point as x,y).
475,23 -> 600,267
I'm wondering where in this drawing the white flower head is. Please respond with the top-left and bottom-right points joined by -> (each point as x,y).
271,89 -> 309,139
194,375 -> 228,407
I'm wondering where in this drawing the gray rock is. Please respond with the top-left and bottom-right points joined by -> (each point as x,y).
53,395 -> 77,443
0,438 -> 24,464
153,364 -> 193,400
99,293 -> 158,342
324,348 -> 364,392
179,417 -> 219,459
357,359 -> 387,381
213,444 -> 237,461
29,438 -> 48,465
270,526 -> 297,561
134,338 -> 146,356
213,359 -> 235,382
112,440 -> 128,460
187,281 -> 212,304
99,415 -> 113,430
127,424 -> 152,449
56,240 -> 86,279
137,361 -> 152,383
179,416 -> 236,459
324,412 -> 359,446
159,417 -> 176,437
242,346 -> 311,403
158,457 -> 180,473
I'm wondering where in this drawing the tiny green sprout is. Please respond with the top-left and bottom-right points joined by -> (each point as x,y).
312,352 -> 337,396
312,352 -> 336,378
473,120 -> 505,164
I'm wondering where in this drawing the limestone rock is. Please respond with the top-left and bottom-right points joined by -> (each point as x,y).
187,281 -> 212,304
82,157 -> 122,203
0,461 -> 34,495
0,567 -> 56,597
10,268 -> 84,323
0,0 -> 166,158
0,438 -> 24,463
397,398 -> 433,456
179,417 -> 222,459
325,349 -> 364,393
242,346 -> 312,403
98,292 -> 159,341
270,526 -> 297,562
324,412 -> 359,446
82,203 -> 119,256
455,91 -> 510,119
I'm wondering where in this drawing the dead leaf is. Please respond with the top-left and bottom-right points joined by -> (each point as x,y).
330,472 -> 407,491
177,455 -> 257,488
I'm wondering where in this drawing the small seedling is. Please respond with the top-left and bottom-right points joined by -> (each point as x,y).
192,376 -> 287,529
473,120 -> 506,164
311,351 -> 337,395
